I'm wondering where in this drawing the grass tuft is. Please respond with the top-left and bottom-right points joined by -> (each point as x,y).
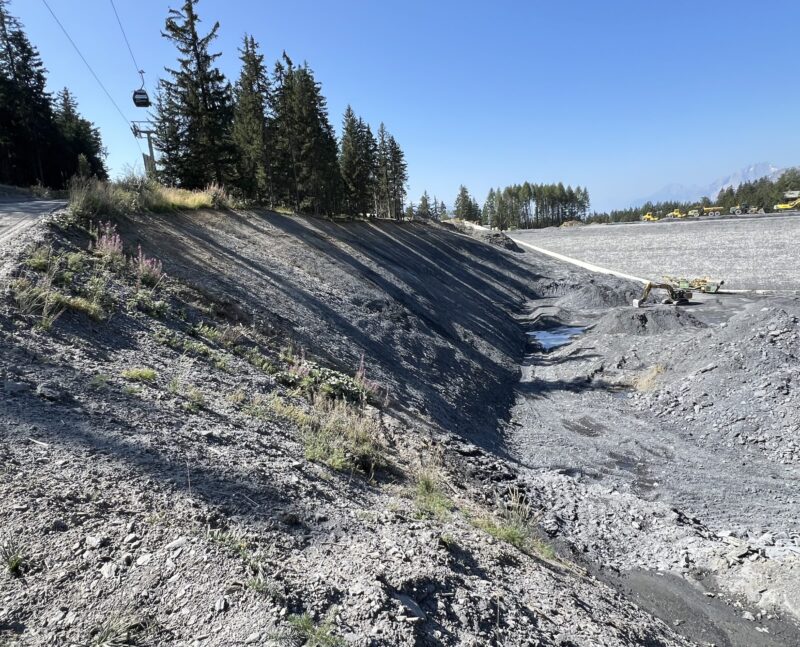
414,471 -> 454,520
1,541 -> 26,577
472,487 -> 554,559
121,368 -> 158,383
286,613 -> 344,647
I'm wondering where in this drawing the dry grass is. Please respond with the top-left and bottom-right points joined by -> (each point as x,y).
121,368 -> 158,383
267,394 -> 383,474
633,364 -> 665,392
413,470 -> 454,520
69,176 -> 228,221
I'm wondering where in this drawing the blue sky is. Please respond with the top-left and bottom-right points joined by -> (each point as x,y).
13,0 -> 800,212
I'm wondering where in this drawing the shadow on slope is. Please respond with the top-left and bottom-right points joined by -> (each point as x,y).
116,209 -> 545,450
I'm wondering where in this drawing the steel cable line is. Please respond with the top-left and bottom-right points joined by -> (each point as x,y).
109,0 -> 147,90
40,0 -> 143,153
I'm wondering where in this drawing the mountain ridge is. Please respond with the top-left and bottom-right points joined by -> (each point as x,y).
633,162 -> 787,206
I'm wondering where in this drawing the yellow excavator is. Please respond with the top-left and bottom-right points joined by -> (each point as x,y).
632,282 -> 692,308
774,197 -> 800,212
664,209 -> 687,219
642,212 -> 660,222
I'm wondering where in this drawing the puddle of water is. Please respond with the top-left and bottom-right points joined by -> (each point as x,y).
527,326 -> 585,351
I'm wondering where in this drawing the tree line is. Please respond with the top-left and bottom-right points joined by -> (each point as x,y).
0,0 -> 107,189
155,0 -> 408,218
588,168 -> 800,223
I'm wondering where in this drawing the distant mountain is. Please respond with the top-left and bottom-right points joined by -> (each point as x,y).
634,162 -> 785,206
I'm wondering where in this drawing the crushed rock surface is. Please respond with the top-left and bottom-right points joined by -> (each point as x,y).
1,209 -> 799,645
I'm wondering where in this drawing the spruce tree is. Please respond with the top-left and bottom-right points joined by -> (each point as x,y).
0,2 -> 52,186
271,55 -> 339,214
482,188 -> 496,226
417,191 -> 431,220
232,35 -> 271,201
358,121 -> 377,215
374,123 -> 391,218
155,0 -> 234,189
0,2 -> 105,188
387,135 -> 407,220
454,185 -> 472,220
53,88 -> 107,181
339,105 -> 361,215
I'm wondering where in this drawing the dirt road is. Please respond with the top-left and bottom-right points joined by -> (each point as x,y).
0,198 -> 64,245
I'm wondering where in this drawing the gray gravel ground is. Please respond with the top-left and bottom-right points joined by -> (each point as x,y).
510,215 -> 800,291
3,211 -> 800,645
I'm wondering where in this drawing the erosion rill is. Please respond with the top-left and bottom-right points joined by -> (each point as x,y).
1,207 -> 799,646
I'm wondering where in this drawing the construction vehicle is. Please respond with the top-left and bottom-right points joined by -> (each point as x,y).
663,276 -> 725,294
687,206 -> 723,217
632,282 -> 692,308
774,197 -> 800,212
663,209 -> 687,219
641,212 -> 660,222
729,204 -> 765,215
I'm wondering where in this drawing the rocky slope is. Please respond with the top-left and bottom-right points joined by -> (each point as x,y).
0,209 -> 702,646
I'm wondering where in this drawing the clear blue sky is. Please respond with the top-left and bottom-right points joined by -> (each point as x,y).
13,0 -> 800,211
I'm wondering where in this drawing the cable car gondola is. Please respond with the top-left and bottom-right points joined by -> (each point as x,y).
132,70 -> 150,108
132,89 -> 150,107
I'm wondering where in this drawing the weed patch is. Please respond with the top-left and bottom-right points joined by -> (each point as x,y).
1,541 -> 26,577
414,471 -> 454,520
285,613 -> 344,647
121,368 -> 158,383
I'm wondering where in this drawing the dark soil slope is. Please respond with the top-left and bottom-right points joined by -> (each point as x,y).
117,210 -> 541,448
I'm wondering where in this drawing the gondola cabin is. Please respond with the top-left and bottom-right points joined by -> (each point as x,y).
132,89 -> 151,108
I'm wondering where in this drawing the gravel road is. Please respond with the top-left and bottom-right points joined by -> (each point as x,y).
509,215 -> 800,291
0,198 -> 65,246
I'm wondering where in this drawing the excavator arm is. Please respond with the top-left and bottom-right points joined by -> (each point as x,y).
632,282 -> 692,308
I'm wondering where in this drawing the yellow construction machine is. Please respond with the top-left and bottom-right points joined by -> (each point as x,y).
774,197 -> 800,212
632,282 -> 692,308
730,204 -> 765,215
664,209 -> 687,219
687,206 -> 723,217
663,276 -> 725,294
641,212 -> 660,222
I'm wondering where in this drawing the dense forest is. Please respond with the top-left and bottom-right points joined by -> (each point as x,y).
589,169 -> 800,223
0,0 -> 106,189
154,0 -> 408,218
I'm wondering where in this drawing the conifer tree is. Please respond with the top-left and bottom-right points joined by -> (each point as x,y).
0,2 -> 105,188
387,135 -> 407,220
232,35 -> 271,201
271,55 -> 339,214
155,0 -> 234,188
482,188 -> 496,226
374,123 -> 391,218
454,185 -> 472,220
340,106 -> 375,216
0,1 -> 52,185
53,88 -> 107,180
416,191 -> 431,220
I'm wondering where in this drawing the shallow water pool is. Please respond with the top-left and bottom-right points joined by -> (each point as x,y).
527,326 -> 585,351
